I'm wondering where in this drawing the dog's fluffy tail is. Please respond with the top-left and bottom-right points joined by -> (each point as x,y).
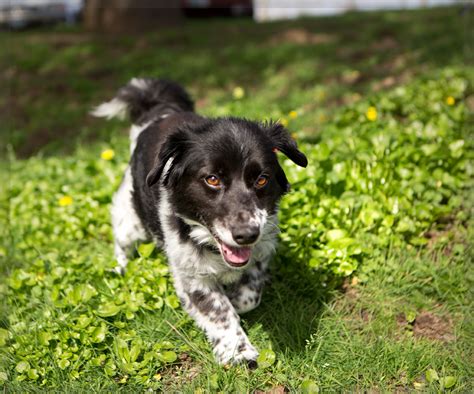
91,78 -> 194,123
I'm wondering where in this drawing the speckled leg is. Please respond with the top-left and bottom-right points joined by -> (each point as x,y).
225,260 -> 269,314
175,277 -> 258,365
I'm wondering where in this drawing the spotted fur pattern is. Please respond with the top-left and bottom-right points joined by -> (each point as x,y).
93,77 -> 307,366
158,187 -> 275,365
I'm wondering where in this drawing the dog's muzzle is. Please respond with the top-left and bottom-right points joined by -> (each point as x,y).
231,225 -> 260,245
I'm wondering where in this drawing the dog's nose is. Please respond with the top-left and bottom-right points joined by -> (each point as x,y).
232,226 -> 260,245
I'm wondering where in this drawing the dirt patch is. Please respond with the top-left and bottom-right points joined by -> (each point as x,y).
341,277 -> 360,301
424,227 -> 453,254
371,36 -> 399,51
268,28 -> 336,46
372,71 -> 412,92
413,311 -> 455,342
24,32 -> 92,48
255,385 -> 289,394
423,217 -> 468,257
466,95 -> 474,113
161,353 -> 201,387
397,311 -> 454,342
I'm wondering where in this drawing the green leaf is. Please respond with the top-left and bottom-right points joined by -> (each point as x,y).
137,243 -> 155,258
165,294 -> 180,309
38,331 -> 52,346
359,207 -> 382,227
91,324 -> 108,343
75,284 -> 97,303
395,217 -> 415,233
159,340 -> 175,349
129,343 -> 143,363
409,237 -> 428,246
0,328 -> 9,346
0,372 -> 8,382
440,376 -> 457,389
425,368 -> 439,383
104,361 -> 117,377
27,369 -> 39,380
15,361 -> 30,373
326,229 -> 348,242
90,354 -> 106,367
448,139 -> 464,158
70,370 -> 80,380
335,261 -> 356,276
153,297 -> 164,309
257,349 -> 276,368
301,379 -> 319,393
420,144 -> 438,156
157,351 -> 177,363
75,315 -> 93,329
58,359 -> 70,370
209,373 -> 219,389
405,310 -> 417,323
96,303 -> 122,317
314,143 -> 330,161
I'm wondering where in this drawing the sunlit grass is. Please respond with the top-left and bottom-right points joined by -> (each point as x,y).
1,5 -> 473,392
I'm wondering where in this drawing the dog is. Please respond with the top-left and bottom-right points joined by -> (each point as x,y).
92,78 -> 307,367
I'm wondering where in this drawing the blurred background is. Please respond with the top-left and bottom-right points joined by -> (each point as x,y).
1,0 -> 471,157
0,0 -> 464,29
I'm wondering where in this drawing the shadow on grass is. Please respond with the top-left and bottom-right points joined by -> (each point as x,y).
245,257 -> 337,353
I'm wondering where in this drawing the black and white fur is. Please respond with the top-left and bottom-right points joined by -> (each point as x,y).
92,78 -> 307,367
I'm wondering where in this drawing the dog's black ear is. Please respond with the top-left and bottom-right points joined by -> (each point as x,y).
263,122 -> 308,167
146,131 -> 188,187
275,166 -> 291,193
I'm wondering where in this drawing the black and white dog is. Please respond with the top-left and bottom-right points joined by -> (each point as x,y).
92,78 -> 307,367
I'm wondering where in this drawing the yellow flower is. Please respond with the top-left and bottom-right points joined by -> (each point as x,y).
101,149 -> 115,161
446,96 -> 455,106
289,110 -> 298,119
280,117 -> 289,127
58,195 -> 73,207
291,132 -> 298,140
366,106 -> 378,121
232,86 -> 245,99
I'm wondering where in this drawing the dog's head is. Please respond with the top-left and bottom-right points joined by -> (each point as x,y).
147,117 -> 307,268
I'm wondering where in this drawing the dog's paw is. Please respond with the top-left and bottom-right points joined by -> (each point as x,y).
215,340 -> 258,366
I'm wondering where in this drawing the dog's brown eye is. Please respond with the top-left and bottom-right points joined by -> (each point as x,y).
205,175 -> 221,188
255,175 -> 268,189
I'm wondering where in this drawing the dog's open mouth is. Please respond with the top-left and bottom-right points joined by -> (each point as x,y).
218,241 -> 252,267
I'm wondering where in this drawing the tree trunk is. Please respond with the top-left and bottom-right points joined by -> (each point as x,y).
83,0 -> 182,33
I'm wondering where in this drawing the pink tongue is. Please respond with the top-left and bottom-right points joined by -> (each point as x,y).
221,243 -> 252,264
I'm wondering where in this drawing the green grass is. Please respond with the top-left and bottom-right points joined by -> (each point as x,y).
1,6 -> 473,392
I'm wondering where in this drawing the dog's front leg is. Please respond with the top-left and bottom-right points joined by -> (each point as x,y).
175,278 -> 258,366
225,261 -> 269,314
